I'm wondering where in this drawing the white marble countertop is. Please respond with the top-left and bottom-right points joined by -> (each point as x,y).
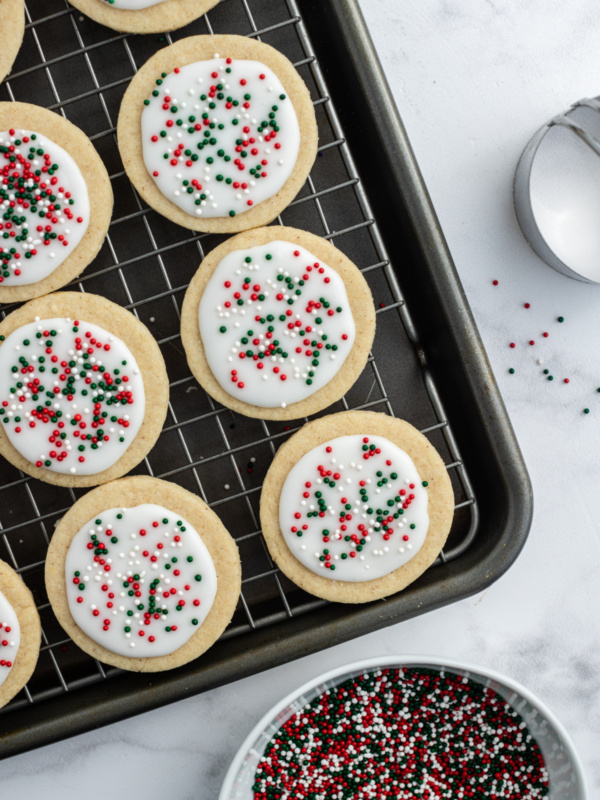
2,0 -> 600,796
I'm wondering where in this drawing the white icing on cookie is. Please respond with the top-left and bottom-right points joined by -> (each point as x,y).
279,434 -> 430,581
141,56 -> 300,219
0,129 -> 89,287
0,317 -> 145,476
0,588 -> 20,688
65,504 -> 217,658
198,241 -> 356,408
101,0 -> 167,7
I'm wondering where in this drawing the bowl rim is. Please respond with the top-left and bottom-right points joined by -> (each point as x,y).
219,653 -> 588,800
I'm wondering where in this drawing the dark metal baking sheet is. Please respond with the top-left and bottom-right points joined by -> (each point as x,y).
0,0 -> 532,757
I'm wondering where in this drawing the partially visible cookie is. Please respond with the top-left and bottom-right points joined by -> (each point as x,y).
0,558 -> 41,709
117,35 -> 318,233
260,410 -> 455,603
45,476 -> 241,672
68,0 -> 220,34
0,292 -> 168,487
0,0 -> 24,85
0,103 -> 113,304
181,226 -> 375,420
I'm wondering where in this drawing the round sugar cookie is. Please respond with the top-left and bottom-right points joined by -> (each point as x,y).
181,226 -> 375,420
0,558 -> 41,709
0,103 -> 113,303
0,292 -> 168,487
117,35 -> 318,233
45,476 -> 241,672
0,0 -> 25,85
260,410 -> 454,603
68,0 -> 220,34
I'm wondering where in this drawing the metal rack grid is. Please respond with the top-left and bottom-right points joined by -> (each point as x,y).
0,0 -> 477,718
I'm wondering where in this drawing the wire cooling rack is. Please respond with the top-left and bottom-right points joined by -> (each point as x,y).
0,0 -> 477,718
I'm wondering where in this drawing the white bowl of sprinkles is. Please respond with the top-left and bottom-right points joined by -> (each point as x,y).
219,655 -> 587,800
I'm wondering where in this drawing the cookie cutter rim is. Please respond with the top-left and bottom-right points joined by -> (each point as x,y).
514,97 -> 600,284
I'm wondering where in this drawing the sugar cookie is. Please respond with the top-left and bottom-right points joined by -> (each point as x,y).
67,0 -> 220,34
118,35 -> 318,233
45,476 -> 241,672
0,558 -> 41,709
0,0 -> 24,85
260,411 -> 454,603
0,292 -> 168,487
0,103 -> 112,303
181,226 -> 375,420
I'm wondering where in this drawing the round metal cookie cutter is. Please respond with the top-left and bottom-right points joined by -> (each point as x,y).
514,97 -> 600,283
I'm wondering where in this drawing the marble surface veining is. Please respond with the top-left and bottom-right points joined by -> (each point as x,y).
1,0 -> 599,796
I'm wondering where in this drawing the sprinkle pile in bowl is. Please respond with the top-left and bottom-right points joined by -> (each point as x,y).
220,657 -> 587,800
253,667 -> 547,799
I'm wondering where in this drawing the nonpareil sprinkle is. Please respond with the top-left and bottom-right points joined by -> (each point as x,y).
252,667 -> 549,800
